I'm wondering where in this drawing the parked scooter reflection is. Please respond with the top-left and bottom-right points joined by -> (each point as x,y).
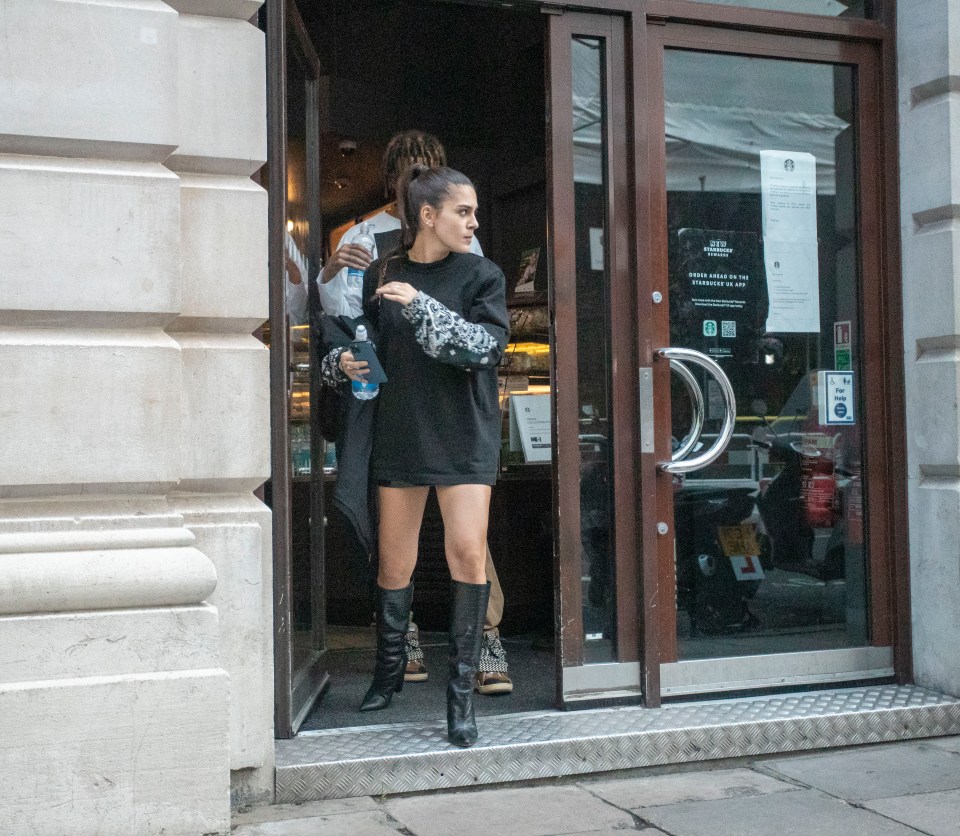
673,476 -> 762,635
752,429 -> 845,581
750,386 -> 859,585
673,393 -> 858,637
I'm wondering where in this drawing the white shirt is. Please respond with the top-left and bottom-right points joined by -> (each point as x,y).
285,231 -> 310,325
317,210 -> 483,318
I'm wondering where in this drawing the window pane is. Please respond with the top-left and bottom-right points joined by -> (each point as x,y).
286,46 -> 318,671
572,35 -> 618,662
664,50 -> 868,659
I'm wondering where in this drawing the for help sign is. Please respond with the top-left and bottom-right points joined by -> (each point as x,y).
817,371 -> 855,426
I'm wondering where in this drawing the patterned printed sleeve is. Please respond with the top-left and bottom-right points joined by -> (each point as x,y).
401,269 -> 509,369
321,346 -> 349,388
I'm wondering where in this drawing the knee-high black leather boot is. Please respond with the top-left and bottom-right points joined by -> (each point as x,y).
359,582 -> 414,712
447,580 -> 491,747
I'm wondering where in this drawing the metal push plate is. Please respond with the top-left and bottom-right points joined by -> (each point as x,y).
638,367 -> 654,453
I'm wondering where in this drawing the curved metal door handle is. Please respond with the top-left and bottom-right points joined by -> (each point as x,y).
657,347 -> 736,474
668,359 -> 704,463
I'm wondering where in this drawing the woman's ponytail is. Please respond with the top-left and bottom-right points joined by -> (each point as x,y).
396,163 -> 431,251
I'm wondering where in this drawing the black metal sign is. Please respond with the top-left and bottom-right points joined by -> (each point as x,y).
670,228 -> 766,362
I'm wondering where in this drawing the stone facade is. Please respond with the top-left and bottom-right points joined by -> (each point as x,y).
899,0 -> 960,697
0,0 -> 270,833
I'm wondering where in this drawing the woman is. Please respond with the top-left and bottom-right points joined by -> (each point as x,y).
317,131 -> 514,695
332,165 -> 508,747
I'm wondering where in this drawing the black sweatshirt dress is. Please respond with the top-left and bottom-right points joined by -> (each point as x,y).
362,251 -> 509,486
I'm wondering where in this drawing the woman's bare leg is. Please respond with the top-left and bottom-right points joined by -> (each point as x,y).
435,484 -> 490,583
436,483 -> 491,747
377,486 -> 430,589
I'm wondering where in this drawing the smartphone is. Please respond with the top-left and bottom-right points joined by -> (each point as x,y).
349,340 -> 388,384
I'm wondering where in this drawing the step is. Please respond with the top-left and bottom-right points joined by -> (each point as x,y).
276,684 -> 960,802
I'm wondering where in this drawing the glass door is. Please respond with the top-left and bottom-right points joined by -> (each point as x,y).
643,23 -> 895,696
265,0 -> 329,738
547,11 -> 648,704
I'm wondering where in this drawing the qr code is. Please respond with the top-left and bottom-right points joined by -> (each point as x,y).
721,320 -> 736,338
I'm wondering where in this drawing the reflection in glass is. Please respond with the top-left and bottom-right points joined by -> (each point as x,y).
689,0 -> 870,17
572,36 -> 617,661
286,46 -> 317,671
664,50 -> 867,660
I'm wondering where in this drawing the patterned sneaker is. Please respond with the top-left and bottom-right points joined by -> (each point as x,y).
475,628 -> 513,695
404,623 -> 428,682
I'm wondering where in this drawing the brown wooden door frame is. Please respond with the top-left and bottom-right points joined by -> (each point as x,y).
266,0 -> 329,739
639,21 -> 906,686
548,3 -> 904,707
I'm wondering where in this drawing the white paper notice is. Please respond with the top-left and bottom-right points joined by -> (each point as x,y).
761,151 -> 817,240
509,393 -> 552,463
760,150 -> 821,333
589,227 -> 605,271
763,240 -> 821,333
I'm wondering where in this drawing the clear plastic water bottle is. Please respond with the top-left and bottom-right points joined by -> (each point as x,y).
351,324 -> 379,400
346,221 -> 375,289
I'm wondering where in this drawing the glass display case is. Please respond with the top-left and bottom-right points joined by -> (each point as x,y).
499,303 -> 551,469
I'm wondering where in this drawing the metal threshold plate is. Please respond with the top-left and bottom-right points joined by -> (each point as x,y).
276,685 -> 960,802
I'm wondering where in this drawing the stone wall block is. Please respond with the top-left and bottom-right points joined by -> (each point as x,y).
174,333 -> 270,489
172,173 -> 268,332
0,671 -> 230,835
0,545 -> 217,616
0,496 -> 187,535
909,477 -> 960,695
0,605 -> 218,684
0,156 -> 181,327
171,494 -> 273,773
166,15 -> 267,176
900,222 -> 960,347
900,95 -> 960,218
898,0 -> 960,94
906,350 -> 960,471
165,0 -> 264,20
0,0 -> 178,161
0,330 -> 182,491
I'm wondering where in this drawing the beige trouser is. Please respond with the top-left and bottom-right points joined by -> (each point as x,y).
408,543 -> 503,632
483,543 -> 504,632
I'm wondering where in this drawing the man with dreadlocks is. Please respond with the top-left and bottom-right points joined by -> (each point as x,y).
317,129 -> 513,697
317,131 -> 466,314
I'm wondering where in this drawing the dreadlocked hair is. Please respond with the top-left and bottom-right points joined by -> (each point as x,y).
377,164 -> 474,285
380,130 -> 447,196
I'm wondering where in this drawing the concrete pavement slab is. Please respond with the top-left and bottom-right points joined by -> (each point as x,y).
232,809 -> 401,836
925,736 -> 960,755
232,796 -> 380,826
555,830 -> 668,835
864,788 -> 960,836
762,742 -> 960,801
582,767 -> 798,810
640,788 -> 924,836
384,784 -> 635,836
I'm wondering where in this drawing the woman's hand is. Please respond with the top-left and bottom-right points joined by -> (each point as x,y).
376,281 -> 418,306
339,349 -> 370,381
